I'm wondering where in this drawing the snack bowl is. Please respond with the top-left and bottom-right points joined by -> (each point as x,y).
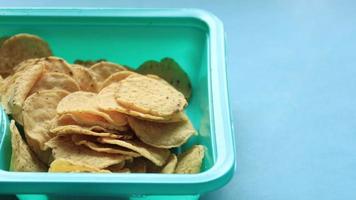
0,8 -> 235,199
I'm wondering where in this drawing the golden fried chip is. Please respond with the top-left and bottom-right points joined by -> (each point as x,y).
29,72 -> 80,95
128,116 -> 195,148
14,57 -> 73,76
98,137 -> 170,166
50,125 -> 121,139
0,74 -> 17,113
161,154 -> 178,174
46,136 -> 128,169
1,63 -> 42,114
97,83 -> 186,123
49,158 -> 110,173
89,61 -> 127,83
56,113 -> 127,131
54,114 -> 130,135
175,145 -> 205,174
99,71 -> 135,90
0,33 -> 52,76
57,91 -> 127,128
22,90 -> 69,163
71,135 -> 140,157
8,64 -> 44,123
71,64 -> 98,92
10,120 -> 47,172
137,58 -> 192,101
115,74 -> 187,117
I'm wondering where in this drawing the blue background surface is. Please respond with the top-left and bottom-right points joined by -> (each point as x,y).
1,0 -> 356,199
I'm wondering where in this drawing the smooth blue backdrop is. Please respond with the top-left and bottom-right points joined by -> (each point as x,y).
1,0 -> 356,199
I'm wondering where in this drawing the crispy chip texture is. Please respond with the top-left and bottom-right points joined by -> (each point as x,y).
56,112 -> 127,131
89,61 -> 127,83
29,72 -> 80,95
98,83 -> 186,123
98,137 -> 170,166
46,136 -> 128,169
22,90 -> 69,163
9,64 -> 44,123
57,91 -> 127,127
100,71 -> 135,90
175,145 -> 205,174
14,57 -> 73,76
49,158 -> 110,173
0,34 -> 52,76
72,135 -> 139,157
115,74 -> 187,117
1,40 -> 204,174
10,120 -> 47,172
137,58 -> 192,101
128,116 -> 195,148
53,114 -> 131,137
161,154 -> 178,174
71,64 -> 98,92
51,125 -> 122,139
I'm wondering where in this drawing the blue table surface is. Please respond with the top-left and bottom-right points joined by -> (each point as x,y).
1,0 -> 356,199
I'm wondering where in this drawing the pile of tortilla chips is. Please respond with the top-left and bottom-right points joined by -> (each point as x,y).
0,33 -> 204,174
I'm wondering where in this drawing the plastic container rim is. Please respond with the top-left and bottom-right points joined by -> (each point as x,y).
0,8 -> 235,194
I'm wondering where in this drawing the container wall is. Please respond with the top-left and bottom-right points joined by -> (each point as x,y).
0,15 -> 214,171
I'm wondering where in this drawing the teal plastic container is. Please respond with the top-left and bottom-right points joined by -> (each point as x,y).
0,8 -> 235,199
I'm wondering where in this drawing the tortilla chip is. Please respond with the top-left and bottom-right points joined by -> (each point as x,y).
0,74 -> 17,114
0,33 -> 52,76
49,158 -> 110,173
46,136 -> 128,169
99,71 -> 135,90
98,137 -> 170,166
71,64 -> 98,92
53,114 -> 130,134
10,120 -> 47,172
89,61 -> 127,83
161,154 -> 178,174
175,145 -> 205,174
8,64 -> 44,123
71,134 -> 139,157
29,72 -> 80,95
50,125 -> 122,139
137,58 -> 192,101
56,112 -> 127,131
14,57 -> 73,76
115,74 -> 187,117
57,91 -> 127,127
97,83 -> 186,123
22,90 -> 69,163
128,115 -> 195,148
